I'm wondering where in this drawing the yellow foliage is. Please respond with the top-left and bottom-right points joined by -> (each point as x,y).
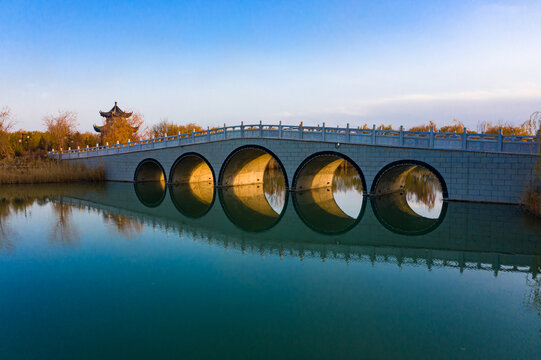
100,112 -> 145,144
150,120 -> 203,138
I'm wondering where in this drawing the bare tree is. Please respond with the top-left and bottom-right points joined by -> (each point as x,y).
43,111 -> 78,150
0,107 -> 15,158
0,107 -> 14,132
525,111 -> 541,135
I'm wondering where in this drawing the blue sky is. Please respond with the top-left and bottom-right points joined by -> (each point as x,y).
1,0 -> 540,131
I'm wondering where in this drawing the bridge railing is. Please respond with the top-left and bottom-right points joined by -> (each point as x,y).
48,121 -> 541,159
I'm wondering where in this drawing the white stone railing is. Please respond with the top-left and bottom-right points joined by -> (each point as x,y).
48,121 -> 541,159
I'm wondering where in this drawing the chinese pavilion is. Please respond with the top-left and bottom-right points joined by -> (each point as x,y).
94,102 -> 136,133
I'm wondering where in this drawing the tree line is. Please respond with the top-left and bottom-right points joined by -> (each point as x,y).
1,105 -> 539,161
0,107 -> 205,160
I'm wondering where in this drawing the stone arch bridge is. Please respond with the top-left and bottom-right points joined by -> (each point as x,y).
50,122 -> 540,204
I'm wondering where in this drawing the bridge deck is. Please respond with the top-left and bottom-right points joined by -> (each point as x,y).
49,122 -> 540,159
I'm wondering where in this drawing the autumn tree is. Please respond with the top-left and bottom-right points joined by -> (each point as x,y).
100,112 -> 145,145
43,111 -> 78,150
409,121 -> 437,132
150,120 -> 203,138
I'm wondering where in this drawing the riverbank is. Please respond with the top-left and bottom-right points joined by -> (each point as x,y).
523,181 -> 541,217
0,158 -> 104,184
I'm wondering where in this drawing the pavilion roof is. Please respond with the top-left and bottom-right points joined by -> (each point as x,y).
99,102 -> 133,118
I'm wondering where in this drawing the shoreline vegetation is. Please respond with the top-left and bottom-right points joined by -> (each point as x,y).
1,105 -> 540,214
523,183 -> 541,217
0,158 -> 104,184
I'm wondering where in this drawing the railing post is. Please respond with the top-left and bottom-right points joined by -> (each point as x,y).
259,120 -> 263,138
346,123 -> 350,143
322,122 -> 326,141
279,121 -> 283,138
372,125 -> 376,144
178,131 -> 181,146
400,125 -> 404,146
207,126 -> 211,142
223,123 -> 227,139
241,121 -> 244,138
462,127 -> 467,150
299,122 -> 303,139
429,126 -> 434,148
498,128 -> 502,152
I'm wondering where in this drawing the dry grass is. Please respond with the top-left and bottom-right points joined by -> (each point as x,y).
0,159 -> 104,184
522,126 -> 541,216
523,182 -> 541,217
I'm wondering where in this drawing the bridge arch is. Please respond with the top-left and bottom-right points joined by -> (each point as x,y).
169,152 -> 215,185
168,153 -> 215,218
292,151 -> 367,193
134,158 -> 167,183
370,160 -> 448,199
218,145 -> 289,188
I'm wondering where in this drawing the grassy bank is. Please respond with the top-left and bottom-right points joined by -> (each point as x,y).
523,181 -> 541,217
0,158 -> 104,184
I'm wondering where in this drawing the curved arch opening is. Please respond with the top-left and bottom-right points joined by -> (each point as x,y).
219,146 -> 287,187
371,160 -> 447,221
168,154 -> 215,217
134,159 -> 166,183
293,152 -> 365,221
219,146 -> 287,217
169,153 -> 214,185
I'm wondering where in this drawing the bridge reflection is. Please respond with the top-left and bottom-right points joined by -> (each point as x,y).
45,182 -> 541,276
134,182 -> 166,208
292,188 -> 364,234
170,183 -> 214,218
218,185 -> 286,232
371,192 -> 448,235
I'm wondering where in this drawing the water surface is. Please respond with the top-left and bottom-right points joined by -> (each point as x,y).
0,181 -> 540,359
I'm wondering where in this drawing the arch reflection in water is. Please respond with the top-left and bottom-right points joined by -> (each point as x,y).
134,181 -> 167,208
168,153 -> 215,218
169,183 -> 215,218
218,173 -> 286,232
371,191 -> 447,235
293,161 -> 365,234
372,161 -> 445,220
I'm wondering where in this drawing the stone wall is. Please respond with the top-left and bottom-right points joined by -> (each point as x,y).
68,138 -> 539,204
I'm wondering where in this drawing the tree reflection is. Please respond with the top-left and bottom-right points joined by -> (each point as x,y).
332,161 -> 363,192
0,199 -> 15,251
404,167 -> 442,210
262,159 -> 286,213
49,200 -> 79,245
103,212 -> 145,239
524,257 -> 541,319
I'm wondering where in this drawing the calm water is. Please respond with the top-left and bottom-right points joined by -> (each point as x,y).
1,174 -> 541,359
